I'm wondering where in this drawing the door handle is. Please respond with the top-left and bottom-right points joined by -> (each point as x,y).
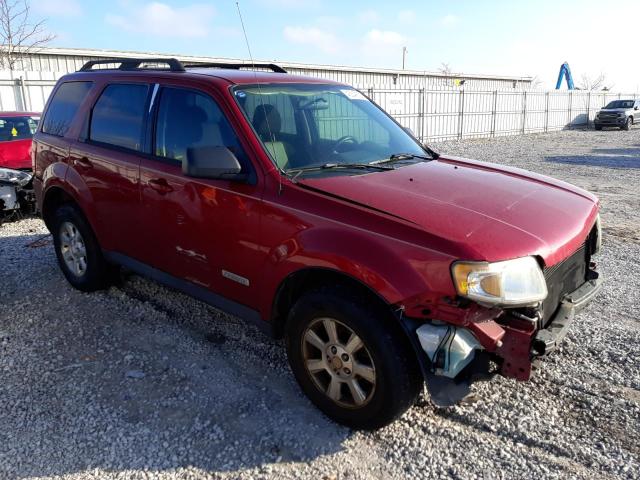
74,157 -> 92,169
148,178 -> 173,194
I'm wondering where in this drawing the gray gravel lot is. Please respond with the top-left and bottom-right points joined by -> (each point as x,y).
1,127 -> 639,479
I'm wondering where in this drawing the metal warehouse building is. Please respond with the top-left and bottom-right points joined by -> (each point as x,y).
16,47 -> 533,91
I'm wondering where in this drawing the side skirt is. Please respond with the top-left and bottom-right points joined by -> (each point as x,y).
104,251 -> 274,337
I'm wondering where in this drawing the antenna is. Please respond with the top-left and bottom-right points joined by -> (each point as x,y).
236,2 -> 283,193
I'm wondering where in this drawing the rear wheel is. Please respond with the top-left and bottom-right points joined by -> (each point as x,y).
52,204 -> 116,291
622,117 -> 632,130
285,287 -> 422,429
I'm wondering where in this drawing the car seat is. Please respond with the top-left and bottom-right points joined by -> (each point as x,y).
252,104 -> 290,170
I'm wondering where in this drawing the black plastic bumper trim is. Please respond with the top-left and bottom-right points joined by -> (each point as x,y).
533,272 -> 603,356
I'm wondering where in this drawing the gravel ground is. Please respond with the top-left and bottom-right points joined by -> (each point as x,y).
1,127 -> 639,480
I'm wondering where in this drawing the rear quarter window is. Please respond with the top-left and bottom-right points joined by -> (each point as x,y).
89,83 -> 149,151
42,81 -> 93,137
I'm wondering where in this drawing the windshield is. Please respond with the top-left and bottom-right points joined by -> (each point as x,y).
0,115 -> 39,142
604,100 -> 635,109
233,84 -> 428,175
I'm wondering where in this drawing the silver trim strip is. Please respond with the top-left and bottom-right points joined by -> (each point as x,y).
222,270 -> 250,286
148,83 -> 159,112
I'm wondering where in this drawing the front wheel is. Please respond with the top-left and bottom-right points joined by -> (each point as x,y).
285,287 -> 422,429
622,117 -> 632,130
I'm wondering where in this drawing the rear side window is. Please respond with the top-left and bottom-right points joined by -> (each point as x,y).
42,81 -> 92,137
89,84 -> 149,151
154,87 -> 248,169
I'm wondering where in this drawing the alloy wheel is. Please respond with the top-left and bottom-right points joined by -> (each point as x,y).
302,317 -> 376,408
59,221 -> 87,277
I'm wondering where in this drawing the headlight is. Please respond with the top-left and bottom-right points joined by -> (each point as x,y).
452,256 -> 547,307
0,167 -> 32,187
595,112 -> 600,118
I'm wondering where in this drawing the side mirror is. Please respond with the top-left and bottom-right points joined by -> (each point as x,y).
635,106 -> 639,110
184,146 -> 246,180
403,126 -> 416,137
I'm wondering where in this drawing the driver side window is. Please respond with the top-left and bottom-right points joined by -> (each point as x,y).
154,87 -> 248,171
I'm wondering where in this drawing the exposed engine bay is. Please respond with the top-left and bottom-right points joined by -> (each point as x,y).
0,167 -> 36,224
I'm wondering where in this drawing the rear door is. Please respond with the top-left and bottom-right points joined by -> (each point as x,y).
69,82 -> 151,254
137,83 -> 266,306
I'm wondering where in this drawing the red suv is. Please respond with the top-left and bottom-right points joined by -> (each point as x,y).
33,58 -> 602,429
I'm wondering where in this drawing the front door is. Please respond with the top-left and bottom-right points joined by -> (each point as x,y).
138,85 -> 265,306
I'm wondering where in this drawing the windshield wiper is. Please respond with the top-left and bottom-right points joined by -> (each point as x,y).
371,152 -> 435,165
286,162 -> 394,182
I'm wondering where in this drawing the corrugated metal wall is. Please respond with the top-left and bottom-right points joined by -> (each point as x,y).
1,69 -> 636,143
16,51 -> 532,91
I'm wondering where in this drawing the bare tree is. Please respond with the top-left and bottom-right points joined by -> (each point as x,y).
438,62 -> 453,76
578,72 -> 613,91
437,63 -> 455,88
0,0 -> 54,71
529,75 -> 544,90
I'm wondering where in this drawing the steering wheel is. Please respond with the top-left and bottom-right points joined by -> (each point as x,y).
332,135 -> 358,153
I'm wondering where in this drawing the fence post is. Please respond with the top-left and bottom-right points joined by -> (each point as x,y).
567,91 -> 573,126
586,91 -> 591,127
544,92 -> 550,133
419,88 -> 425,142
522,91 -> 527,134
19,77 -> 29,111
491,90 -> 498,137
458,89 -> 465,140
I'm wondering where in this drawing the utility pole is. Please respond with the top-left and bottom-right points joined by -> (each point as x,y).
402,46 -> 408,70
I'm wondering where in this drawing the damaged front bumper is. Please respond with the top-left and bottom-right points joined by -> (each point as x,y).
0,168 -> 35,217
403,269 -> 603,407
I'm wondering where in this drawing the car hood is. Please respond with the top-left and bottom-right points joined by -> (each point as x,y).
598,108 -> 631,113
298,156 -> 599,266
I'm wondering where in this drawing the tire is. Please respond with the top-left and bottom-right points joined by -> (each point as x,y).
622,117 -> 632,130
594,124 -> 602,131
52,203 -> 116,291
285,286 -> 422,430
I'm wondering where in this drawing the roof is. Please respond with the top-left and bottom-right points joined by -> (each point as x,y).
18,46 -> 534,83
185,68 -> 342,85
68,65 -> 342,86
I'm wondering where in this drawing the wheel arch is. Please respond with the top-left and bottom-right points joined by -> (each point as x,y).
42,186 -> 77,231
271,267 -> 397,339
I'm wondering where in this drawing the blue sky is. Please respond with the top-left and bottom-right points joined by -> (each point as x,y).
34,0 -> 640,91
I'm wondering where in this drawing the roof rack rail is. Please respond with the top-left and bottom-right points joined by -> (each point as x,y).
181,62 -> 287,74
79,58 -> 186,72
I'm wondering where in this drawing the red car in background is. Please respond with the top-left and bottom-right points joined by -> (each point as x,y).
0,112 -> 39,219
